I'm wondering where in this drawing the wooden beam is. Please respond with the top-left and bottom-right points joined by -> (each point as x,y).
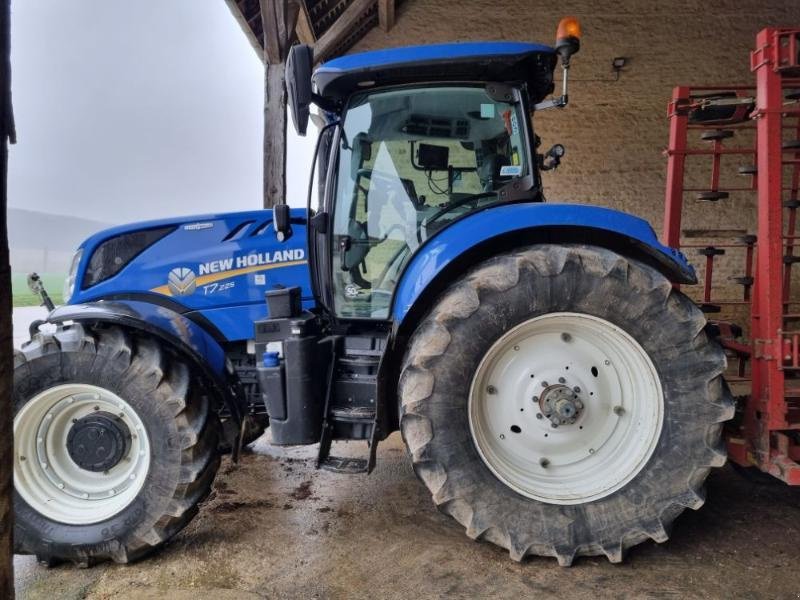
313,0 -> 376,63
259,0 -> 285,64
281,1 -> 300,58
263,61 -> 287,208
378,0 -> 394,32
224,0 -> 265,63
259,0 -> 298,208
295,0 -> 316,45
0,0 -> 13,595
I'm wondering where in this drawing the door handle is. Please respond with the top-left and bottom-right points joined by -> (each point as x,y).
339,236 -> 352,270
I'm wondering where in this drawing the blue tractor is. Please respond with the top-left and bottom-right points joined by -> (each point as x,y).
12,18 -> 731,566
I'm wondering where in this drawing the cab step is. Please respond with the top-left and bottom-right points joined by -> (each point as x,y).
315,335 -> 385,474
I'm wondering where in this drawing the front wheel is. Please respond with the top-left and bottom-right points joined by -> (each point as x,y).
13,324 -> 220,566
399,244 -> 733,565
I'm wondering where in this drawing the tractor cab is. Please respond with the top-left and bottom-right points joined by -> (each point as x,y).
283,36 -> 576,320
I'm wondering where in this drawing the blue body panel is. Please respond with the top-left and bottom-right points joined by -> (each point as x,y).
49,300 -> 228,376
391,203 -> 694,323
69,208 -> 314,341
317,41 -> 554,74
66,203 -> 693,342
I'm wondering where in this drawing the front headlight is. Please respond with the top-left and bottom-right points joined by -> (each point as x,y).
82,226 -> 176,288
63,248 -> 83,304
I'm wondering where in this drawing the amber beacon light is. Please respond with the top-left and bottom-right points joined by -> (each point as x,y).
555,16 -> 582,64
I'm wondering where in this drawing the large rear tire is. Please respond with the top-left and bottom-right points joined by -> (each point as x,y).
13,323 -> 220,566
399,244 -> 733,565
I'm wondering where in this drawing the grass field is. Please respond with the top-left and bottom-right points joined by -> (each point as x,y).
12,272 -> 64,307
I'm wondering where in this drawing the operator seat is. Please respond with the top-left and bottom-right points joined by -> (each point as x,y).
479,152 -> 510,192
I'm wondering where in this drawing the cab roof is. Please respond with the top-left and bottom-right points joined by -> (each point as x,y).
313,41 -> 557,105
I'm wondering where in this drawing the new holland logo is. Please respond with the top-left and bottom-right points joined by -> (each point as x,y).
167,267 -> 197,296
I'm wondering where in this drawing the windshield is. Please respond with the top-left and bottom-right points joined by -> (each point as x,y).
331,85 -> 531,319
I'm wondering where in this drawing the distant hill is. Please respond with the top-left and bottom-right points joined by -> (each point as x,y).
9,207 -> 113,273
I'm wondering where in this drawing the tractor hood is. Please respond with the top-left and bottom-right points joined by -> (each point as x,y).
66,209 -> 313,315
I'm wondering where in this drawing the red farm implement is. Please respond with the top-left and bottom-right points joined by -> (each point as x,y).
663,27 -> 800,483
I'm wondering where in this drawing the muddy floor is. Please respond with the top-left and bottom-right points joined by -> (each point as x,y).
14,432 -> 800,599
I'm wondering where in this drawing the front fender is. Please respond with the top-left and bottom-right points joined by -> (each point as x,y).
46,299 -> 242,421
392,203 -> 695,324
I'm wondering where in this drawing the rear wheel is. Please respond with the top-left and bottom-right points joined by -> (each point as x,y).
399,244 -> 733,565
13,324 -> 220,566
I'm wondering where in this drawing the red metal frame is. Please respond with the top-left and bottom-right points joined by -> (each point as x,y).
662,28 -> 800,483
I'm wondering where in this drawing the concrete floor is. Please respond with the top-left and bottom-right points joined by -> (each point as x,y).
13,431 -> 800,600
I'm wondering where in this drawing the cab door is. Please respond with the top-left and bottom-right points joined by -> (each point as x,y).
307,122 -> 338,314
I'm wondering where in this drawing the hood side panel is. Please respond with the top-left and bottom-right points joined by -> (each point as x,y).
69,209 -> 314,341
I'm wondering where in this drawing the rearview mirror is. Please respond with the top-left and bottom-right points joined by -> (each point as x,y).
286,44 -> 313,136
273,203 -> 292,242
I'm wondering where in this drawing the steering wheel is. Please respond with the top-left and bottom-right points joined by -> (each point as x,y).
417,192 -> 498,243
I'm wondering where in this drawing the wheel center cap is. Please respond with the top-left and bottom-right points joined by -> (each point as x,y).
539,384 -> 584,427
66,411 -> 132,472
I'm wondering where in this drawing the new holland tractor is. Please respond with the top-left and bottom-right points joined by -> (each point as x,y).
12,18 -> 732,567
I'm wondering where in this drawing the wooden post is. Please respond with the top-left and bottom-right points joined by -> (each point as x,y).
0,0 -> 15,595
263,60 -> 288,208
260,0 -> 298,209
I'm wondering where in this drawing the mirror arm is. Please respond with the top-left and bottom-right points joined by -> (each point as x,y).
533,63 -> 570,111
311,92 -> 340,114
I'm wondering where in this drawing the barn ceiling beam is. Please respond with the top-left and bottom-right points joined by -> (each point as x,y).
295,1 -> 317,45
378,0 -> 395,32
313,0 -> 376,63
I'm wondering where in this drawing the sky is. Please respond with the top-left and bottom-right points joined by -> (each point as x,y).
8,0 -> 315,224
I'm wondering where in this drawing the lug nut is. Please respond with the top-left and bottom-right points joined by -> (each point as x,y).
532,396 -> 539,403
540,457 -> 550,468
487,385 -> 497,395
551,422 -> 558,429
561,333 -> 572,342
574,386 -> 581,393
558,377 -> 566,384
541,381 -> 549,388
613,405 -> 625,416
536,413 -> 543,420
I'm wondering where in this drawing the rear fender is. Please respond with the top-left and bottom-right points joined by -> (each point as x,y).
392,203 -> 695,326
46,299 -> 244,424
379,203 -> 697,434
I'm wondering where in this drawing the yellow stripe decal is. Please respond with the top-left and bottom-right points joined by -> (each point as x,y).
151,260 -> 308,296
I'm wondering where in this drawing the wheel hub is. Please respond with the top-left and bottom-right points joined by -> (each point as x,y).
67,411 -> 132,472
468,312 -> 664,505
14,384 -> 151,525
539,384 -> 583,426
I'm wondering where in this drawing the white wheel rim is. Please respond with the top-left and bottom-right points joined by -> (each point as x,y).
468,312 -> 664,505
14,384 -> 151,524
